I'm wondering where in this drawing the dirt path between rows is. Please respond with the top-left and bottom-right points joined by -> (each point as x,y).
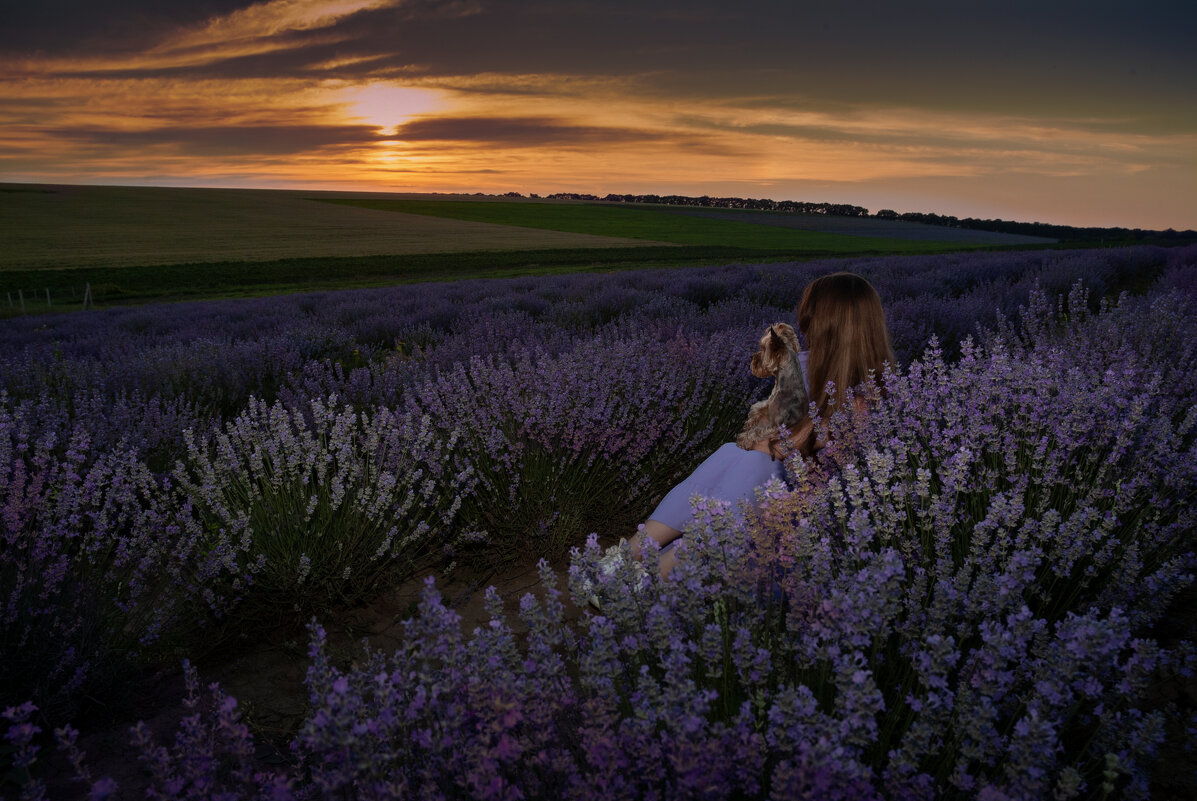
42,556 -> 589,799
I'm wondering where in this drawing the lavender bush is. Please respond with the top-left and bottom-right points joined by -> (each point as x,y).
12,273 -> 1192,799
1,245 -> 1194,796
2,247 -> 1184,427
0,401 -> 183,718
173,395 -> 479,629
276,284 -> 1194,798
403,328 -> 756,562
4,666 -> 295,801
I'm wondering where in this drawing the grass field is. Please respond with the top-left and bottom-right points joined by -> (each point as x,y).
317,197 -> 973,252
0,184 -> 660,271
1,183 -> 1021,312
649,205 -> 1060,244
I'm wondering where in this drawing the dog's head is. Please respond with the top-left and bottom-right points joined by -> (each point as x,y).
749,322 -> 799,378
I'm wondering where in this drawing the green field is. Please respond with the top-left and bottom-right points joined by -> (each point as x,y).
0,184 -> 1009,313
317,197 -> 969,253
0,185 -> 660,271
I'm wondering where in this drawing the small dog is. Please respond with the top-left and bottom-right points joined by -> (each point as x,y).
736,323 -> 808,450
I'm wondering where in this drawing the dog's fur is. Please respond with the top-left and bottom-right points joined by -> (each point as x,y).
736,323 -> 808,450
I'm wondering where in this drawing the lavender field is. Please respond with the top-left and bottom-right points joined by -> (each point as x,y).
3,245 -> 1196,799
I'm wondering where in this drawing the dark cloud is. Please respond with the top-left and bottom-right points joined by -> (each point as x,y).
57,124 -> 383,156
391,115 -> 676,147
11,2 -> 1195,95
42,29 -> 364,81
4,1 -> 1195,131
0,96 -> 71,111
671,117 -> 1182,168
0,1 -> 250,53
303,1 -> 1197,120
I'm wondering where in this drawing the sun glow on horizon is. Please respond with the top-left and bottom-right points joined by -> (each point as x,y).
337,83 -> 445,135
0,1 -> 1192,228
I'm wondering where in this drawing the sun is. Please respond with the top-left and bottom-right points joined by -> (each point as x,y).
336,82 -> 444,135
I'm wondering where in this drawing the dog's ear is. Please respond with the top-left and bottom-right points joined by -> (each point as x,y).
769,326 -> 784,351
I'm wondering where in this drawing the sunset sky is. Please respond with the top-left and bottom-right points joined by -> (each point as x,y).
2,0 -> 1194,229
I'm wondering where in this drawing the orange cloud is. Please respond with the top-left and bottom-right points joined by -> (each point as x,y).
144,0 -> 401,66
0,2 -> 1193,228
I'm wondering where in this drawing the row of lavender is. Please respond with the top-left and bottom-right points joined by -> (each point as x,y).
0,247 -> 1174,464
8,267 -> 1197,799
0,247 -> 1190,713
1,248 -> 1194,738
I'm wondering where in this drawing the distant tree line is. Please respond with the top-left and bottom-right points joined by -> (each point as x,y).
494,191 -> 1197,242
873,209 -> 1196,243
545,192 -> 871,218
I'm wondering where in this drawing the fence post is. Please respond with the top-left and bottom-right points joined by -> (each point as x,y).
18,289 -> 24,313
6,292 -> 11,309
46,288 -> 51,307
83,282 -> 92,310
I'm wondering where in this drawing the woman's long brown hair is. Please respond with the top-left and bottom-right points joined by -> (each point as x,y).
793,272 -> 894,454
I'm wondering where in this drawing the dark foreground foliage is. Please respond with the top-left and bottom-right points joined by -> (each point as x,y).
2,245 -> 1195,798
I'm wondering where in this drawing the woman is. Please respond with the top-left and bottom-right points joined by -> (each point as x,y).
634,271 -> 895,577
